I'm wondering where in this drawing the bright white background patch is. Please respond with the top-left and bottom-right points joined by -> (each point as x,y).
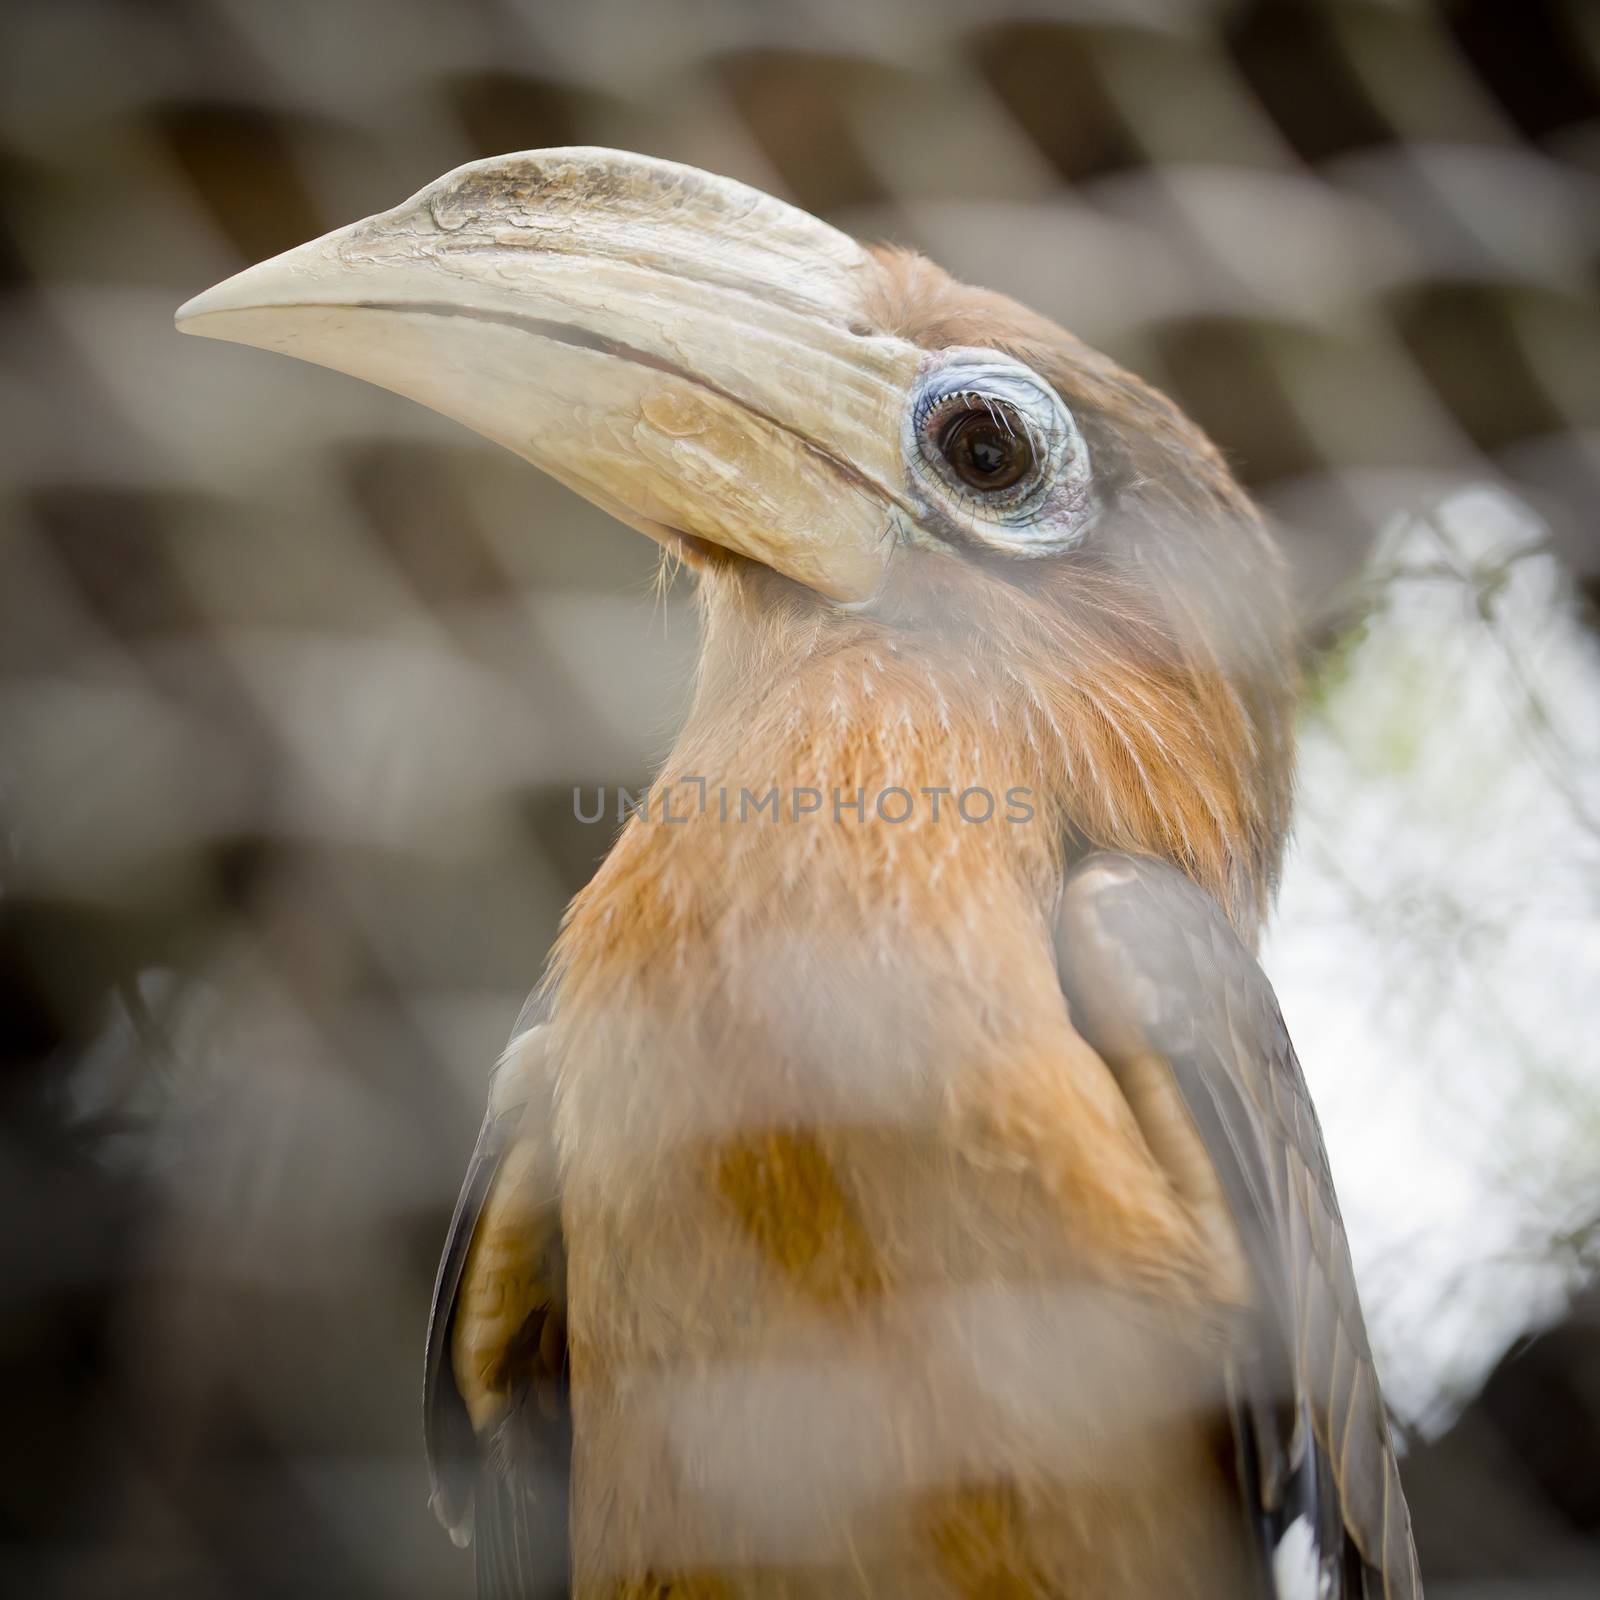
1265,487 -> 1600,1433
1272,1514 -> 1328,1600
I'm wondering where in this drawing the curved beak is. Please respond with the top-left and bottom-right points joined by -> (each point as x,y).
176,147 -> 920,603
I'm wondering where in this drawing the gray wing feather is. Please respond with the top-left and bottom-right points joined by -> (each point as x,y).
1058,852 -> 1421,1600
423,1008 -> 569,1599
423,1071 -> 527,1540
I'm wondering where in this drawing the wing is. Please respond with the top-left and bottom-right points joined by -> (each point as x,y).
424,1015 -> 570,1600
1056,853 -> 1421,1600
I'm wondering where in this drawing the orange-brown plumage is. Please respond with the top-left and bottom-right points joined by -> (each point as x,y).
525,251 -> 1296,1594
182,147 -> 1414,1600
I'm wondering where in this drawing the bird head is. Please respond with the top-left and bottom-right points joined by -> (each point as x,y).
178,148 -> 1295,935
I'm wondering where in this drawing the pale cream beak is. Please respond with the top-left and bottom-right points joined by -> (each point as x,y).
176,147 -> 923,602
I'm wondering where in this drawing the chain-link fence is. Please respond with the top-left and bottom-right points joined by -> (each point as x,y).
2,2 -> 1597,1595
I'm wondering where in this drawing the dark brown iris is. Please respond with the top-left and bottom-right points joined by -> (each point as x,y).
937,403 -> 1034,491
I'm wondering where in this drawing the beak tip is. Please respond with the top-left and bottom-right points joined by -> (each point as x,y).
176,248 -> 308,337
175,282 -> 235,336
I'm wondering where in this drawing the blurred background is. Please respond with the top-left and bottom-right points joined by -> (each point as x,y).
1,0 -> 1597,1594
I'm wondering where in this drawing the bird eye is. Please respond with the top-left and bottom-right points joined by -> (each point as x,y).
932,399 -> 1035,493
903,349 -> 1096,557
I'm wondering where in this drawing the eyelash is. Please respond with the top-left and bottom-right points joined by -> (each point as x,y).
917,389 -> 1017,441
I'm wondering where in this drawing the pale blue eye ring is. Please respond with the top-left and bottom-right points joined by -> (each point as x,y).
903,349 -> 1094,557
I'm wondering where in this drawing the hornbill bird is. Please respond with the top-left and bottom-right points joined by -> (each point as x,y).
178,148 -> 1421,1599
